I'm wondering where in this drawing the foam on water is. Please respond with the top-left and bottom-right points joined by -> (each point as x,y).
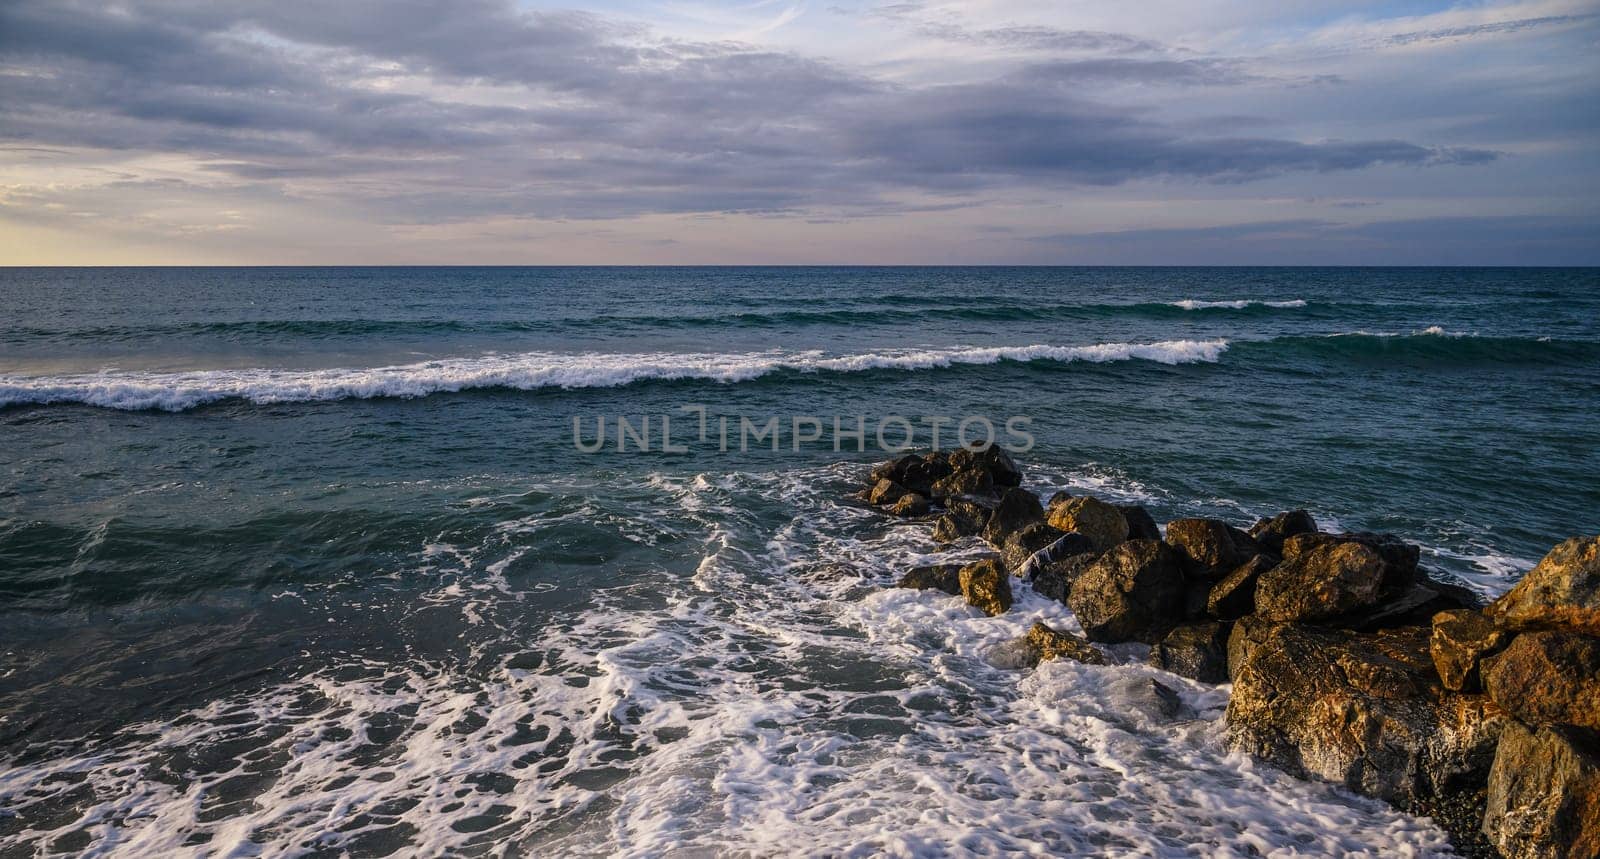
0,465 -> 1463,856
1171,299 -> 1308,310
0,341 -> 1230,411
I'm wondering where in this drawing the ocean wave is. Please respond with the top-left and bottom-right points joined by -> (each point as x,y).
1170,298 -> 1309,310
0,340 -> 1229,411
1233,331 -> 1597,366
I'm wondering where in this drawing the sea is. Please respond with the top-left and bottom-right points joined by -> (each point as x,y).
1,266 -> 1597,856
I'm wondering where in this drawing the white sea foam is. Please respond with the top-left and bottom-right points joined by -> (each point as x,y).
0,340 -> 1230,411
1171,298 -> 1308,310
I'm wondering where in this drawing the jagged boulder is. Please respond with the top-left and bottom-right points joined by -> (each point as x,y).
1207,554 -> 1274,621
1487,535 -> 1600,635
1254,535 -> 1388,622
1291,531 -> 1421,591
1030,549 -> 1100,604
1012,530 -> 1094,578
1431,609 -> 1509,692
896,564 -> 964,595
1068,539 -> 1186,643
1482,722 -> 1600,859
931,467 -> 995,501
998,522 -> 1067,574
1046,496 -> 1128,553
932,497 -> 991,543
980,487 -> 1045,545
1482,630 -> 1600,730
1118,505 -> 1162,542
870,453 -> 952,496
867,478 -> 910,506
948,443 -> 1023,487
959,559 -> 1012,616
1025,622 -> 1107,666
1248,509 -> 1318,554
1340,572 -> 1481,632
1149,621 -> 1229,683
887,492 -> 930,517
1226,618 -> 1507,805
1165,518 -> 1261,579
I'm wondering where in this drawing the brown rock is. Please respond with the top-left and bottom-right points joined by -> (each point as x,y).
1165,517 -> 1261,578
1046,496 -> 1128,553
930,467 -> 995,501
886,492 -> 930,517
1026,622 -> 1107,665
980,487 -> 1045,545
1226,618 -> 1507,804
896,564 -> 963,595
1030,549 -> 1100,604
1488,535 -> 1600,635
948,443 -> 1023,487
1483,630 -> 1600,730
1149,621 -> 1230,683
867,478 -> 910,506
932,497 -> 990,543
1431,609 -> 1509,692
998,522 -> 1067,574
1067,539 -> 1186,643
1207,554 -> 1274,621
1482,721 -> 1600,859
1248,509 -> 1318,554
1254,537 -> 1386,622
1118,505 -> 1162,542
870,452 -> 953,495
959,558 -> 1012,616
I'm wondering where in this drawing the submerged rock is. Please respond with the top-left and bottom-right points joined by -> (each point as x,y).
1248,509 -> 1318,554
959,558 -> 1012,616
1482,721 -> 1600,859
1164,518 -> 1261,579
896,564 -> 964,595
1431,609 -> 1509,693
1068,539 -> 1186,643
1046,496 -> 1128,553
1226,618 -> 1506,805
980,487 -> 1045,545
1487,535 -> 1600,635
1206,554 -> 1274,621
1025,622 -> 1107,666
1149,621 -> 1230,683
1482,630 -> 1600,730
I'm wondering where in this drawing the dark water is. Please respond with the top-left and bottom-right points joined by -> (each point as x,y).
1,267 -> 1597,856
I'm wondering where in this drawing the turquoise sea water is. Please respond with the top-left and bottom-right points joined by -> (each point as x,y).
1,267 -> 1597,855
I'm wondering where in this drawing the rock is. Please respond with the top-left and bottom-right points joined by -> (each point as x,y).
1207,554 -> 1274,621
1030,551 -> 1100,604
1013,531 -> 1094,579
1488,535 -> 1600,635
1226,618 -> 1507,805
867,478 -> 910,506
1248,509 -> 1318,554
999,522 -> 1067,573
1149,621 -> 1230,683
948,443 -> 1023,487
1338,572 -> 1482,632
1254,536 -> 1387,622
1026,622 -> 1107,665
1046,496 -> 1129,553
1118,505 -> 1162,542
1067,539 -> 1187,643
1288,531 -> 1421,592
870,452 -> 952,496
959,559 -> 1012,616
1165,518 -> 1262,578
930,467 -> 995,501
1482,721 -> 1600,859
1046,490 -> 1074,508
932,498 -> 990,543
896,564 -> 963,595
886,492 -> 930,517
1431,609 -> 1510,692
1482,630 -> 1600,730
980,487 -> 1045,545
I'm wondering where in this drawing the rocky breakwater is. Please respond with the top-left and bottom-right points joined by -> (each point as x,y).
863,446 -> 1599,858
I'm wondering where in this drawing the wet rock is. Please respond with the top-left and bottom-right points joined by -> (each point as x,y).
1046,490 -> 1074,508
1149,621 -> 1230,683
886,492 -> 930,517
1207,554 -> 1274,621
1482,721 -> 1600,859
1030,550 -> 1100,604
1254,535 -> 1387,622
867,478 -> 910,506
932,497 -> 991,543
1046,496 -> 1128,553
999,522 -> 1067,574
1248,509 -> 1318,554
870,452 -> 953,496
1431,609 -> 1509,692
959,558 -> 1012,616
896,564 -> 964,595
1013,531 -> 1094,579
1226,618 -> 1507,804
1482,630 -> 1600,730
1289,531 -> 1421,592
1340,573 -> 1482,632
1118,505 -> 1163,542
948,443 -> 1023,488
1068,539 -> 1186,643
1025,622 -> 1107,666
980,487 -> 1045,545
1164,518 -> 1261,579
930,467 -> 995,501
1487,535 -> 1600,635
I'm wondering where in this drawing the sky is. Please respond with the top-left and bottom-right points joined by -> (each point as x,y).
0,0 -> 1596,265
